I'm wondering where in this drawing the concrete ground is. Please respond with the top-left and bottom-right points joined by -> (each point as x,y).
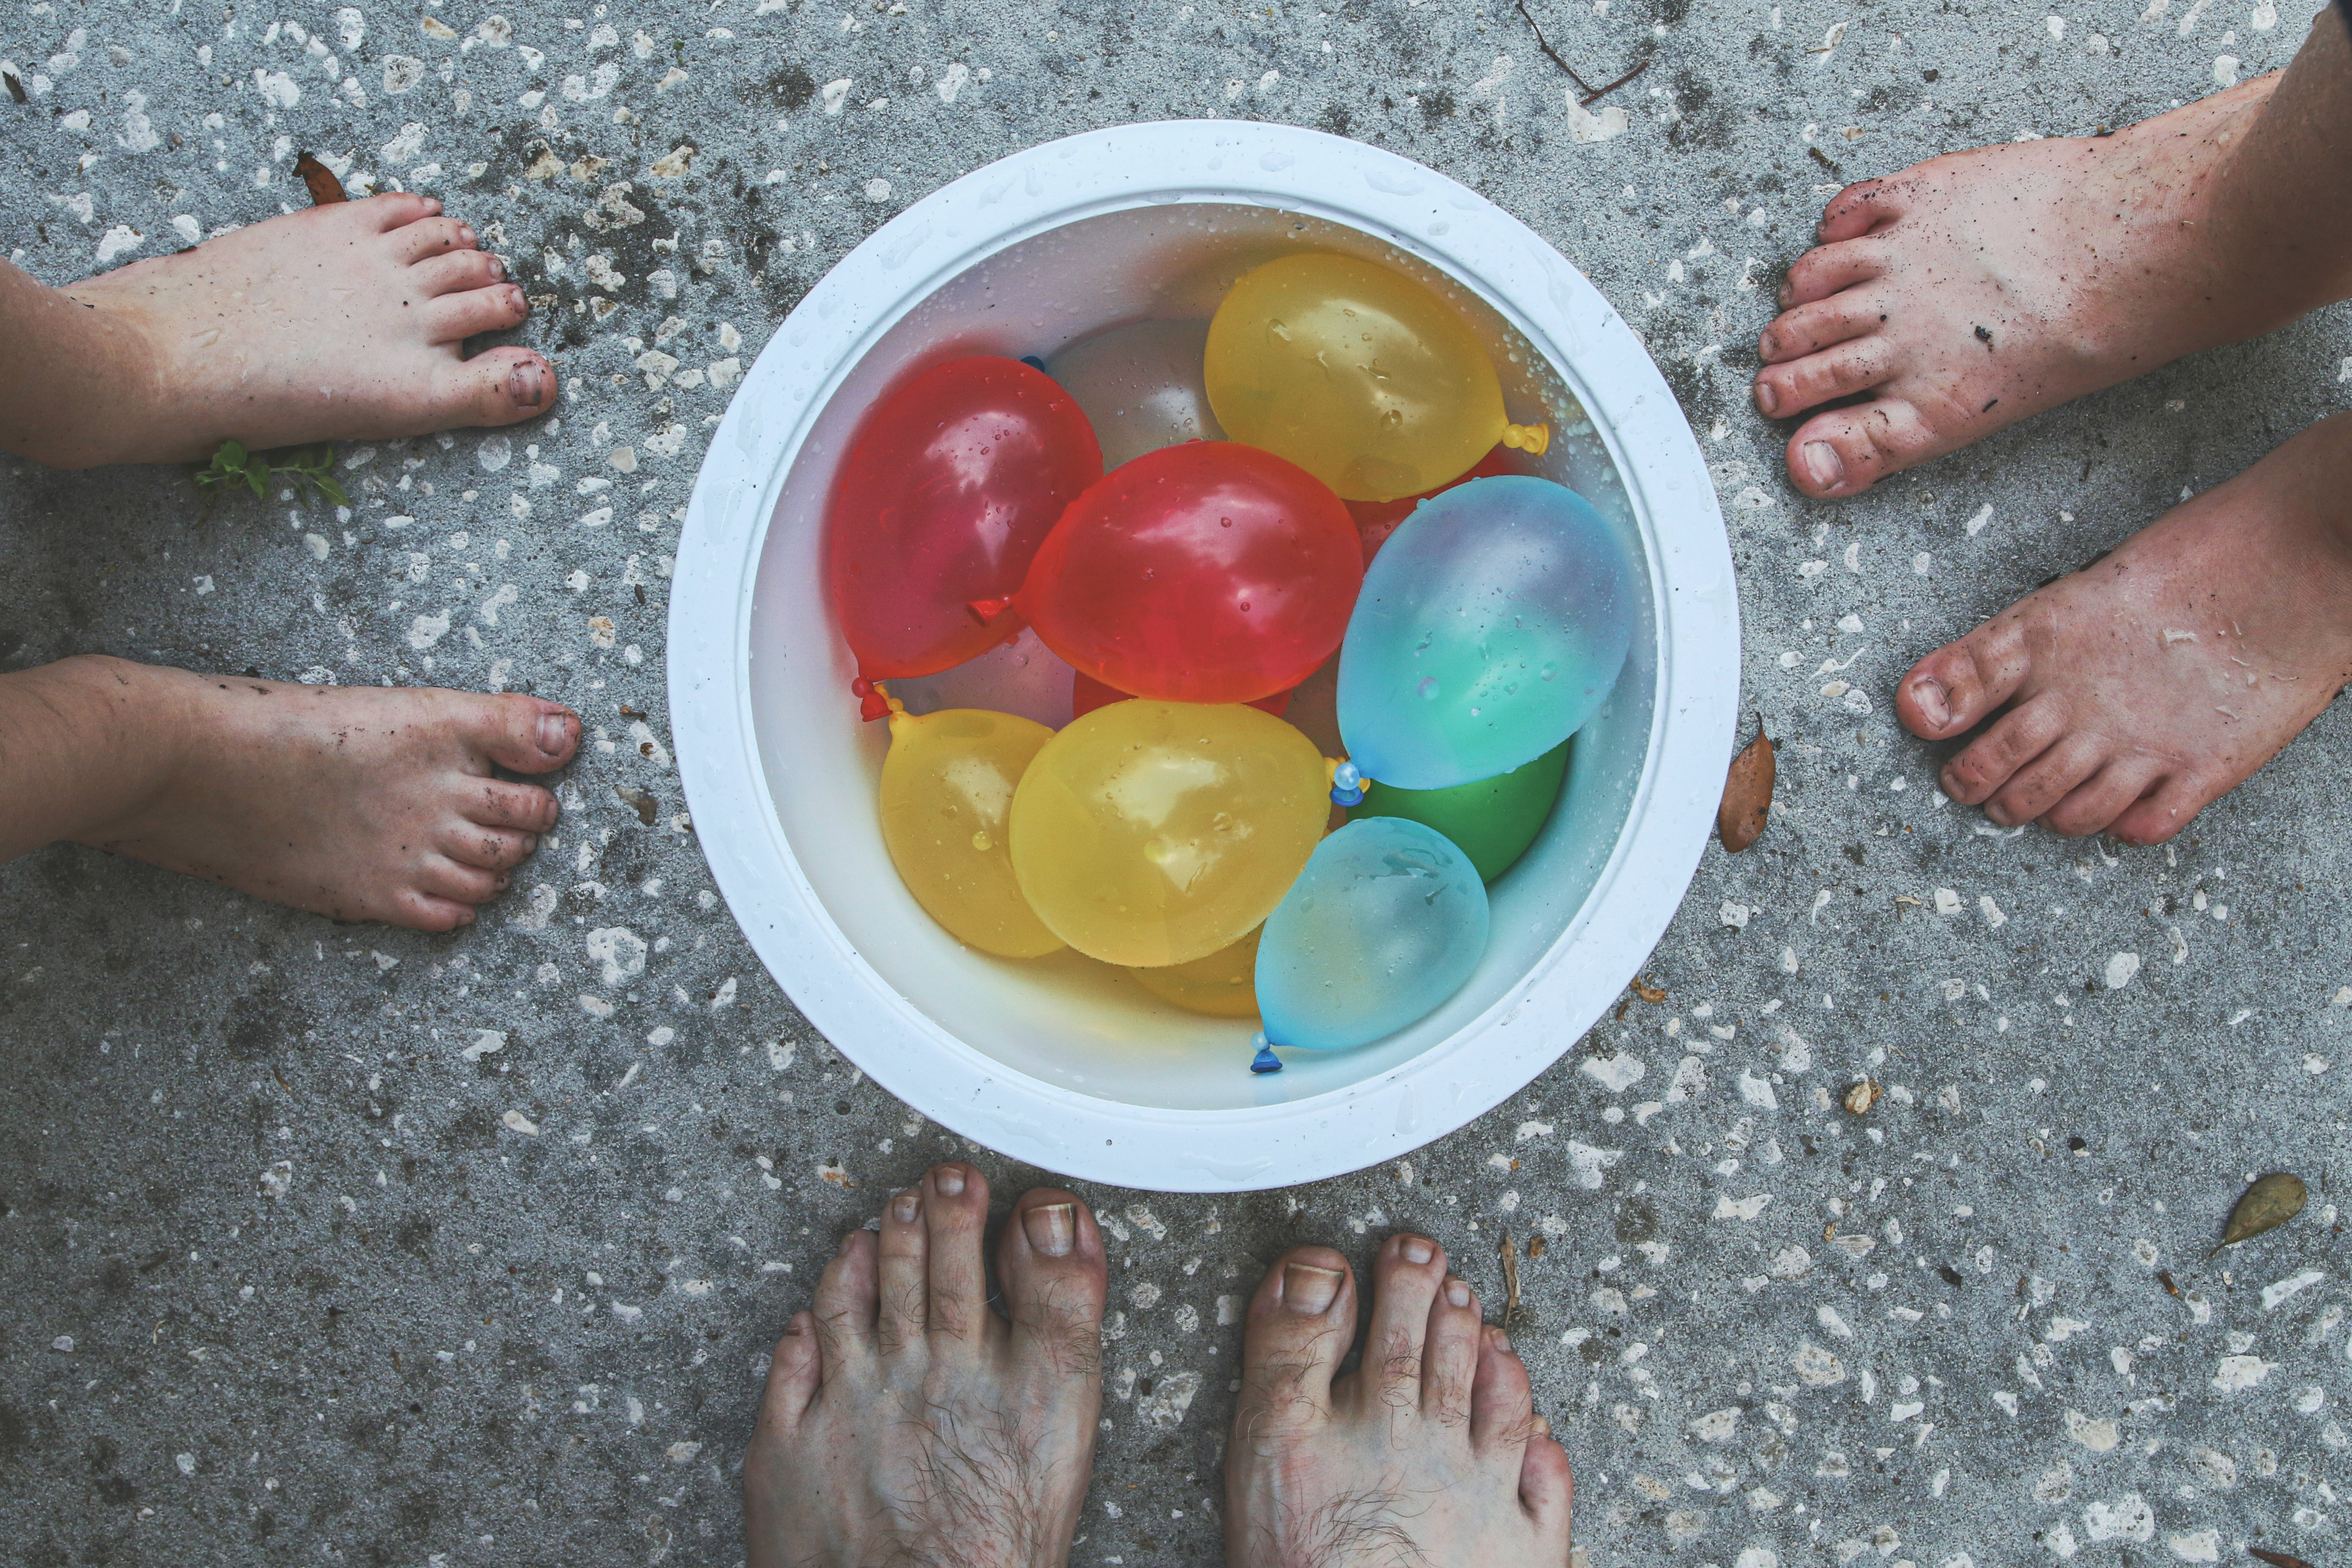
2,0 -> 2349,1563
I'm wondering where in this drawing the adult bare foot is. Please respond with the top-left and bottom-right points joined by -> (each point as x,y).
746,1167 -> 1108,1568
2,193 -> 552,469
1896,412 -> 2352,842
0,656 -> 579,931
1753,8 -> 2352,498
1225,1235 -> 1573,1568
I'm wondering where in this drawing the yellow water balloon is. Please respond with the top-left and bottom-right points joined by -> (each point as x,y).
1009,701 -> 1328,967
879,706 -> 1064,959
1130,925 -> 1263,1018
1205,252 -> 1549,502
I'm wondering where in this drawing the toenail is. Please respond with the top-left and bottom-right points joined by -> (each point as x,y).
891,1191 -> 919,1224
459,224 -> 476,246
1445,1279 -> 1471,1308
510,359 -> 547,409
1911,676 -> 1950,729
487,255 -> 505,281
1802,440 -> 1845,490
1532,1414 -> 1552,1436
1755,379 -> 1780,416
1494,1330 -> 1517,1357
1023,1202 -> 1075,1258
933,1167 -> 966,1197
536,712 -> 570,755
1401,1238 -> 1434,1266
1282,1264 -> 1344,1315
783,1317 -> 809,1337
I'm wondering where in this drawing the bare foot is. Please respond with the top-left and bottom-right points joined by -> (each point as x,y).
1751,74 -> 2342,498
1896,413 -> 2352,842
1224,1236 -> 1573,1568
62,659 -> 579,931
48,193 -> 550,467
746,1167 -> 1108,1568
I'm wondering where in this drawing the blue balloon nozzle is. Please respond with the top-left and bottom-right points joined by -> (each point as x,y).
1329,760 -> 1365,808
1248,1033 -> 1283,1074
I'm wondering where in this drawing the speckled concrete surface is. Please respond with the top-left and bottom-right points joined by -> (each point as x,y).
3,1 -> 2350,1564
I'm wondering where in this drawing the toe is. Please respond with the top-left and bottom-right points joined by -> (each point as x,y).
922,1164 -> 993,1351
1752,337 -> 1897,422
1816,177 -> 1901,242
812,1230 -> 880,1373
422,282 -> 530,344
1941,689 -> 2071,806
1897,617 -> 2031,740
386,214 -> 478,264
410,248 -> 506,297
417,854 -> 506,907
467,694 -> 579,774
1518,1421 -> 1576,1533
1756,289 -> 1884,366
1237,1246 -> 1357,1439
442,822 -> 537,872
466,778 -> 560,834
996,1188 -> 1108,1384
1470,1326 -> 1539,1457
1783,398 -> 1941,498
1985,731 -> 2104,827
381,887 -> 478,932
354,191 -> 438,233
2109,775 -> 2210,846
759,1313 -> 823,1432
875,1185 -> 929,1355
1778,236 -> 1886,310
1420,1273 -> 1483,1433
433,346 -> 556,428
1357,1233 -> 1446,1416
2042,758 -> 2165,838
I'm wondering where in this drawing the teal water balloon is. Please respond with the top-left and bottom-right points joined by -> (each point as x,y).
1044,319 -> 1225,471
1255,818 -> 1490,1052
1335,475 -> 1634,790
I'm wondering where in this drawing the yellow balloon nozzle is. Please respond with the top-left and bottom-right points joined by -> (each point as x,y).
1501,421 -> 1551,456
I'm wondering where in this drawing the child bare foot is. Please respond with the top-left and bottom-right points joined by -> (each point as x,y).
1225,1236 -> 1573,1568
1753,9 -> 2352,498
746,1168 -> 1108,1568
3,193 -> 551,469
0,657 -> 578,931
1897,412 -> 2352,842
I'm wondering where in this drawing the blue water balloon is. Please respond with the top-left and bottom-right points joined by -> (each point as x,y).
1255,818 -> 1490,1053
1336,475 -> 1635,790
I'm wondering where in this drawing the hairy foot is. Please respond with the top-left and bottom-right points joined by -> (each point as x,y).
747,1167 -> 1108,1568
57,193 -> 550,466
1224,1236 -> 1573,1568
1751,74 -> 2331,498
1896,413 -> 2352,843
66,659 -> 578,930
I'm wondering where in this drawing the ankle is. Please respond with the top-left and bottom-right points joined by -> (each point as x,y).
48,657 -> 202,841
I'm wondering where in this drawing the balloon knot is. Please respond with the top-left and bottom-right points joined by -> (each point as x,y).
1249,1034 -> 1283,1074
966,595 -> 1015,626
852,677 -> 891,723
1329,760 -> 1366,808
1501,421 -> 1552,455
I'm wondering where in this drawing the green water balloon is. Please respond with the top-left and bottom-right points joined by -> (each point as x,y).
1350,739 -> 1569,883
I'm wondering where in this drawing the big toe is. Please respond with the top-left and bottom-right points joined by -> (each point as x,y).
432,346 -> 554,430
996,1188 -> 1108,1387
1897,618 -> 2030,742
467,693 -> 580,774
1236,1246 -> 1357,1441
1785,398 -> 1941,499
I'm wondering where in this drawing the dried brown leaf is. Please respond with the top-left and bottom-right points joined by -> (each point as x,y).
1527,1236 -> 1546,1260
614,783 -> 658,827
1842,1078 -> 1881,1115
2248,1549 -> 2316,1568
1632,977 -> 1666,1004
1498,1228 -> 1522,1329
1718,717 -> 1775,852
2213,1172 -> 2306,1256
296,151 -> 348,206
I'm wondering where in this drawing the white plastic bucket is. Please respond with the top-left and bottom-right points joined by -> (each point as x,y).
671,121 -> 1738,1193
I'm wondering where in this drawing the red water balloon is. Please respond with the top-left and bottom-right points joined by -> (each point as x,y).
1071,671 -> 1292,719
1346,445 -> 1525,564
824,356 -> 1101,716
1017,441 -> 1361,704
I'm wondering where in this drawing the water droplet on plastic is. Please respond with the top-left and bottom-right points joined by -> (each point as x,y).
970,830 -> 992,852
1418,677 -> 1439,701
